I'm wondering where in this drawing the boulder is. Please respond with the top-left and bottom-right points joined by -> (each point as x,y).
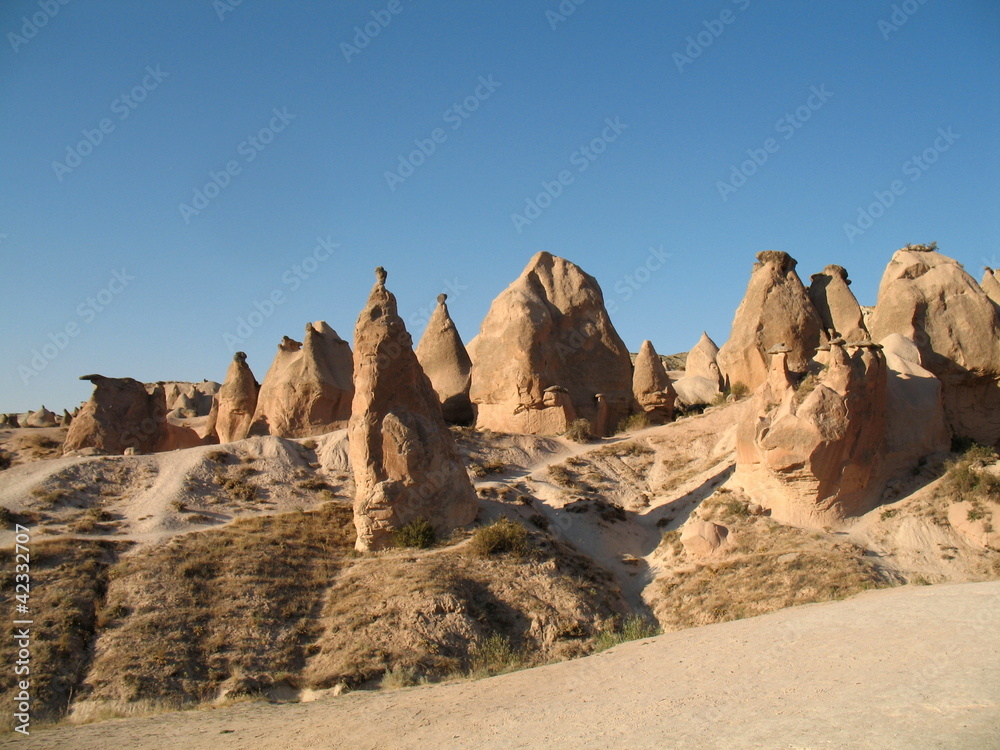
681,519 -> 729,557
250,322 -> 354,438
685,332 -> 723,388
632,340 -> 676,424
25,406 -> 59,428
349,267 -> 478,552
717,251 -> 825,391
672,376 -> 722,407
204,352 -> 260,443
64,376 -> 170,454
982,267 -> 1000,306
808,265 -> 869,342
869,245 -> 1000,445
468,252 -> 635,436
415,294 -> 474,424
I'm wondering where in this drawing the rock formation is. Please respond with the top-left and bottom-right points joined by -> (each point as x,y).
65,376 -> 170,454
808,265 -> 869,342
673,332 -> 723,406
154,381 -> 220,417
717,251 -> 825,392
982,267 -> 1000,306
249,322 -> 354,438
869,245 -> 1000,445
0,414 -> 18,428
25,406 -> 58,428
681,519 -> 729,557
631,340 -> 676,424
349,267 -> 478,552
415,294 -> 474,424
61,409 -> 73,427
204,352 -> 259,443
468,252 -> 634,436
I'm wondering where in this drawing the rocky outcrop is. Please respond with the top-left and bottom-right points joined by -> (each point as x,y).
685,332 -> 723,387
415,294 -> 474,424
64,376 -> 171,454
869,245 -> 1000,445
349,268 -> 478,552
25,406 -> 58,428
681,519 -> 729,557
808,265 -> 868,342
632,340 -> 675,424
0,414 -> 18,428
151,381 -> 220,417
982,267 -> 1000,306
61,409 -> 73,427
250,322 -> 354,438
204,352 -> 259,443
468,252 -> 634,436
717,251 -> 825,391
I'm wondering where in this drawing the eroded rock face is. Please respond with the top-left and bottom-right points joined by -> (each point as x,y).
632,340 -> 676,424
415,294 -> 474,425
64,376 -> 170,454
809,265 -> 869,342
981,267 -> 1000,307
685,332 -> 723,388
717,251 -> 825,392
349,268 -> 477,552
869,246 -> 1000,445
205,352 -> 259,443
681,519 -> 729,557
250,322 -> 354,438
468,252 -> 634,436
156,381 -> 219,417
25,407 -> 58,428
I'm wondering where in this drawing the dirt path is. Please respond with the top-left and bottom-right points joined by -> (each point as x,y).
12,581 -> 998,750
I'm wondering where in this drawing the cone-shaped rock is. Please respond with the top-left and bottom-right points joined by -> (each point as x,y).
632,340 -> 676,424
205,352 -> 259,443
249,322 -> 354,438
685,332 -> 723,388
415,294 -> 473,425
982,267 -> 1000,306
349,268 -> 477,552
65,376 -> 169,454
25,406 -> 58,428
717,251 -> 825,391
468,252 -> 634,436
61,409 -> 73,427
808,265 -> 869,342
869,245 -> 1000,445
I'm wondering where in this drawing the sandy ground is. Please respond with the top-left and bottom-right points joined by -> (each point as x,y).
10,581 -> 998,750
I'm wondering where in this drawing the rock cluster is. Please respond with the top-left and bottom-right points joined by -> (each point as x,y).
24,406 -> 58,428
64,376 -> 171,454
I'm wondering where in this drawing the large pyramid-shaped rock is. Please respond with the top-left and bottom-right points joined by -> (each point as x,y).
685,332 -> 723,386
982,267 -> 1000,306
25,406 -> 58,428
808,265 -> 869,342
632,340 -> 675,424
869,245 -> 1000,445
349,268 -> 477,552
249,321 -> 354,438
415,294 -> 473,425
65,375 -> 170,454
717,251 -> 825,391
204,352 -> 259,443
468,252 -> 634,436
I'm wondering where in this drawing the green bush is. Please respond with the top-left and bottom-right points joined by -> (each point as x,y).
392,517 -> 437,549
593,615 -> 661,653
729,381 -> 750,400
469,517 -> 528,558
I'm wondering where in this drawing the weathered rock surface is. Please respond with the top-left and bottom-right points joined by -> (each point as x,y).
250,322 -> 354,438
632,340 -> 675,424
61,409 -> 73,426
982,267 -> 1000,306
717,251 -> 825,391
25,406 -> 58,428
0,414 -> 18,428
415,294 -> 474,425
681,519 -> 729,557
204,352 -> 260,443
685,332 -> 723,388
869,245 -> 1000,445
809,265 -> 869,342
152,381 -> 219,417
468,252 -> 634,436
349,268 -> 477,552
672,376 -> 723,407
64,376 -> 171,454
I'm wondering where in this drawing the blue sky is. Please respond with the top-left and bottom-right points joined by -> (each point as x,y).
1,0 -> 997,413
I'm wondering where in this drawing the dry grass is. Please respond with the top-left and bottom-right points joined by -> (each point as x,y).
469,517 -> 529,558
563,419 -> 592,443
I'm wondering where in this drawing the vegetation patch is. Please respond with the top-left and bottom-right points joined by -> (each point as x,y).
392,517 -> 437,549
470,517 -> 529,558
593,615 -> 661,652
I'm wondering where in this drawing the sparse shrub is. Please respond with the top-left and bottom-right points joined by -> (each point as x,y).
392,517 -> 436,549
944,443 -> 1000,502
593,616 -> 661,652
469,517 -> 529,558
517,495 -> 533,506
721,498 -> 750,518
381,664 -> 421,689
297,477 -> 331,492
616,413 -> 651,434
968,507 -> 986,522
0,507 -> 12,526
793,373 -> 819,406
470,459 -> 505,478
171,500 -> 188,513
729,382 -> 750,400
467,633 -> 525,678
563,419 -> 592,443
31,487 -> 71,507
880,508 -> 899,521
528,513 -> 549,531
301,439 -> 318,451
547,464 -> 577,488
0,450 -> 11,471
206,449 -> 232,464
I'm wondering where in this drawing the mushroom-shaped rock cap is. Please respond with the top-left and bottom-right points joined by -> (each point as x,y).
437,293 -> 447,304
234,351 -> 248,363
755,250 -> 796,272
767,343 -> 792,355
375,266 -> 387,284
811,264 -> 851,284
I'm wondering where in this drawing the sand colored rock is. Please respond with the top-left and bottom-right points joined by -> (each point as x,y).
982,267 -> 1000,306
64,376 -> 171,455
809,265 -> 869,342
0,414 -> 17,428
672,376 -> 722,407
685,332 -> 723,388
349,268 -> 477,552
204,352 -> 260,443
414,294 -> 474,424
468,252 -> 634,436
250,322 -> 354,438
632,340 -> 676,424
25,406 -> 59,428
681,519 -> 729,557
154,381 -> 219,417
717,251 -> 825,391
869,245 -> 1000,445
61,409 -> 73,427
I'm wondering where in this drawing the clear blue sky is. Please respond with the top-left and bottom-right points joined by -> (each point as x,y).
1,1 -> 997,413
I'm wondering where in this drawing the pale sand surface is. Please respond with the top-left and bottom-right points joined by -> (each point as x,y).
10,581 -> 998,750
